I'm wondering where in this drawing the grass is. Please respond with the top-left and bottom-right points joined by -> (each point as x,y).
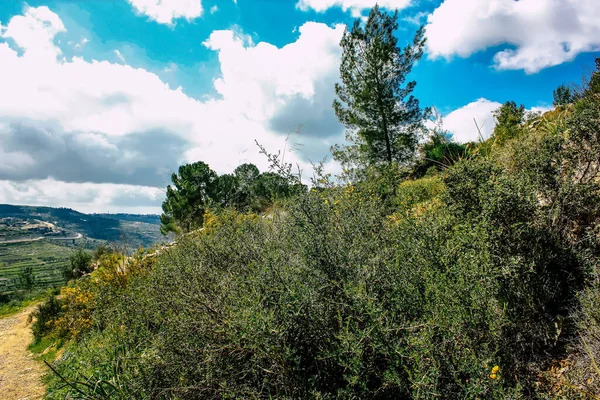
28,336 -> 64,364
0,288 -> 59,318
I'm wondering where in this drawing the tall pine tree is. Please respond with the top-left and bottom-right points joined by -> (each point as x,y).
332,5 -> 428,166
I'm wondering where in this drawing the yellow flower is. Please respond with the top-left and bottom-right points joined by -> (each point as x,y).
489,365 -> 500,379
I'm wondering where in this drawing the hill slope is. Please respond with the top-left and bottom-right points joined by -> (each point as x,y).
0,204 -> 165,248
0,204 -> 168,294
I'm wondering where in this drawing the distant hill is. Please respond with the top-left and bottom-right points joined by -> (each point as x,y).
92,213 -> 161,225
0,204 -> 166,248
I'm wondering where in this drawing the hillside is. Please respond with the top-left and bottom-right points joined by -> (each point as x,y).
0,205 -> 168,295
0,241 -> 74,294
0,204 -> 165,248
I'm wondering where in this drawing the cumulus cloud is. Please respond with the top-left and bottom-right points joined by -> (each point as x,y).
0,5 -> 65,62
204,22 -> 344,133
296,0 -> 411,17
442,99 -> 501,143
0,6 -> 346,213
127,0 -> 203,25
426,0 -> 600,73
0,122 -> 188,187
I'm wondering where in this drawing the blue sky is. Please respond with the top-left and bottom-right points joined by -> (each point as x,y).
0,0 -> 598,213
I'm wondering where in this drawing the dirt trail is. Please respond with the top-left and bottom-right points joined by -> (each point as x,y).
0,305 -> 46,399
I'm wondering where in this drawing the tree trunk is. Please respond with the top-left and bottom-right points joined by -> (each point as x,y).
375,75 -> 393,164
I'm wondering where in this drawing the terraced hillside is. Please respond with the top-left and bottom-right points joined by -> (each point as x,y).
0,205 -> 170,297
0,241 -> 74,293
0,204 -> 165,247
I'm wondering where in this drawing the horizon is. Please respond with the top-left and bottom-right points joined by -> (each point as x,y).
0,203 -> 161,217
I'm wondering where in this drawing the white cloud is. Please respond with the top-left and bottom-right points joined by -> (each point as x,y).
403,11 -> 428,26
210,5 -> 218,14
74,37 -> 89,49
0,179 -> 164,214
441,99 -> 552,143
426,0 -> 600,73
127,0 -> 203,25
0,5 -> 65,62
203,22 -> 344,122
442,99 -> 502,143
0,6 -> 346,213
297,0 -> 411,17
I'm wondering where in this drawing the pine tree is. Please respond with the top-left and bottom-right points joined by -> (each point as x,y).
332,5 -> 428,166
160,161 -> 219,235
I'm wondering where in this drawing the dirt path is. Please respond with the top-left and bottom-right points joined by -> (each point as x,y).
0,305 -> 46,399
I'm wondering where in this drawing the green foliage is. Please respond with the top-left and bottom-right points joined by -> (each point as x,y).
0,288 -> 58,318
29,294 -> 64,343
491,101 -> 526,147
586,57 -> 600,96
160,161 -> 219,235
19,265 -> 35,290
93,243 -> 113,261
0,241 -> 74,297
332,5 -> 428,166
553,84 -> 575,107
161,161 -> 303,235
412,130 -> 468,178
65,248 -> 93,280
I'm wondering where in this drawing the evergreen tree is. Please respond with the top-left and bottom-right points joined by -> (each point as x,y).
491,101 -> 525,146
553,84 -> 574,107
332,5 -> 428,166
586,57 -> 600,96
160,162 -> 219,235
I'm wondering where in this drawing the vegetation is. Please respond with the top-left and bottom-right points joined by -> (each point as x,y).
0,206 -> 164,309
332,5 -> 428,167
0,241 -> 74,295
25,6 -> 600,399
0,288 -> 59,318
64,248 -> 93,280
160,161 -> 304,234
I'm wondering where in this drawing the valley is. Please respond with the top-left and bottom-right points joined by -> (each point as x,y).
0,204 -> 167,296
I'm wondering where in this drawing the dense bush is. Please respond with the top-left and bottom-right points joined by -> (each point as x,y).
42,160 -> 595,399
64,248 -> 93,280
29,295 -> 64,343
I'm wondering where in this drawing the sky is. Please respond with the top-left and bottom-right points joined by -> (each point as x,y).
0,0 -> 598,214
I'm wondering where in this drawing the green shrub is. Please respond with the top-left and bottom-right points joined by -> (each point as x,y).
29,295 -> 64,343
64,248 -> 93,280
45,189 -> 513,398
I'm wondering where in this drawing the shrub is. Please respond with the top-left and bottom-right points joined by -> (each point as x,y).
19,266 -> 35,290
29,295 -> 64,343
64,248 -> 93,280
45,187 -> 514,398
